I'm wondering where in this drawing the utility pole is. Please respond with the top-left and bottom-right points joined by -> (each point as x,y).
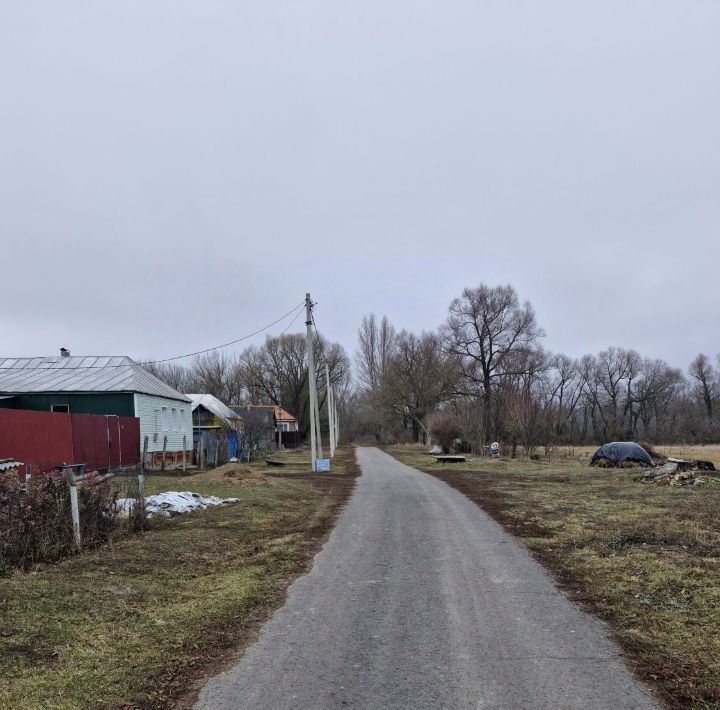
325,364 -> 335,458
305,293 -> 318,470
334,397 -> 340,446
314,373 -> 323,460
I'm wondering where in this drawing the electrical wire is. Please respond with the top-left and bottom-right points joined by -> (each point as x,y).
146,301 -> 305,363
280,306 -> 305,336
1,301 -> 307,370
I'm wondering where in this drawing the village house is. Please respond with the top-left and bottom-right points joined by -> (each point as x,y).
187,393 -> 242,464
0,353 -> 192,464
230,404 -> 299,450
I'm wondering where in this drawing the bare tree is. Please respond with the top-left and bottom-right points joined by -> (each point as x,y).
381,331 -> 458,443
140,361 -> 194,393
191,351 -> 243,404
236,407 -> 273,460
356,314 -> 396,392
689,353 -> 719,422
443,283 -> 544,443
240,332 -> 351,437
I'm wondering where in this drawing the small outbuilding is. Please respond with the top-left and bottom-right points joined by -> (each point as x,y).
591,442 -> 653,467
187,393 -> 242,463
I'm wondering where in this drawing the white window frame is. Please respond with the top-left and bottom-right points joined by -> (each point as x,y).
162,406 -> 169,432
172,408 -> 178,432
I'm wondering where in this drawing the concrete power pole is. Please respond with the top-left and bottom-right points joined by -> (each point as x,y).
334,397 -> 340,446
305,293 -> 318,470
314,380 -> 323,460
325,364 -> 335,458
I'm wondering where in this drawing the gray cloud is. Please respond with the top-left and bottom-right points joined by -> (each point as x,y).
1,1 -> 718,369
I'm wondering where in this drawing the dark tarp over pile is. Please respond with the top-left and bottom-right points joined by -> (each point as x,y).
591,442 -> 653,467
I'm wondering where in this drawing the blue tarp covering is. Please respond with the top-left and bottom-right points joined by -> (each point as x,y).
591,442 -> 652,467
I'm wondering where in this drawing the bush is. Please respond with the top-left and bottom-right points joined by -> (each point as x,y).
0,473 -> 120,574
429,410 -> 462,453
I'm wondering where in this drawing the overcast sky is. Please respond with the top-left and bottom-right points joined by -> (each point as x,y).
1,1 -> 718,371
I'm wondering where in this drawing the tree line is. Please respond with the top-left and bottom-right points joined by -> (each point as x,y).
144,282 -> 719,453
143,332 -> 352,438
349,284 -> 720,453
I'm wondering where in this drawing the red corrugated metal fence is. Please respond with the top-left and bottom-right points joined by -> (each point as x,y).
70,414 -> 140,471
0,409 -> 139,473
0,409 -> 74,472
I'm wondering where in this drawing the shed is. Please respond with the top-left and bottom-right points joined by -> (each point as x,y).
187,393 -> 243,462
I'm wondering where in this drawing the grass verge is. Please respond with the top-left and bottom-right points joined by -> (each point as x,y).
385,444 -> 720,710
0,447 -> 359,709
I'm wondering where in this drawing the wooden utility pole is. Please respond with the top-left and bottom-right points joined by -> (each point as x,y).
305,293 -> 319,470
141,435 -> 148,473
139,435 -> 148,500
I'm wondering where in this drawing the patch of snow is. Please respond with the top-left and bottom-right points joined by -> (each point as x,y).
116,491 -> 240,518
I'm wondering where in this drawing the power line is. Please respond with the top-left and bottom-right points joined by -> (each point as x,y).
146,302 -> 305,364
281,306 -> 305,336
311,311 -> 321,341
1,301 -> 307,371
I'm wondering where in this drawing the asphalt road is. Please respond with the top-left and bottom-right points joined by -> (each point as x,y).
195,447 -> 657,710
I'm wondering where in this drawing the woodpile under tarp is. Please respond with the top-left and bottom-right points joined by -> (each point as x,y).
641,458 -> 718,486
591,442 -> 653,468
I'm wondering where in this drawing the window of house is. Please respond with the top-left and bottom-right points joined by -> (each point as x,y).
51,404 -> 69,413
280,422 -> 290,432
172,408 -> 178,432
180,409 -> 185,432
162,406 -> 169,431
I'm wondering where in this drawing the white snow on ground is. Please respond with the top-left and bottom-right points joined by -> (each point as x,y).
116,491 -> 240,517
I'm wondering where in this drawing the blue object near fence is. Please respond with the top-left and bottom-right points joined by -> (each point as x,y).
315,458 -> 331,472
227,432 -> 238,459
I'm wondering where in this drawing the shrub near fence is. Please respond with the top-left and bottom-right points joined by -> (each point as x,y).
0,473 -> 120,574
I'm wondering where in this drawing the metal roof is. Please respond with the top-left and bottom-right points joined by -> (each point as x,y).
187,394 -> 242,429
0,458 -> 23,472
0,356 -> 190,402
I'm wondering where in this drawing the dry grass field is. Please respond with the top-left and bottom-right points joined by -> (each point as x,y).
0,448 -> 358,709
386,444 -> 720,710
653,444 -> 720,469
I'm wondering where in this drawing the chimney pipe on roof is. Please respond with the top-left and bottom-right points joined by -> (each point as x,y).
60,348 -> 70,357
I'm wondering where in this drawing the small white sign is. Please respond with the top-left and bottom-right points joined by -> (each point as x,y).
315,458 -> 331,472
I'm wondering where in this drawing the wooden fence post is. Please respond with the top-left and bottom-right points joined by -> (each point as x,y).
66,469 -> 81,549
141,435 -> 148,474
182,434 -> 187,472
161,435 -> 167,472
